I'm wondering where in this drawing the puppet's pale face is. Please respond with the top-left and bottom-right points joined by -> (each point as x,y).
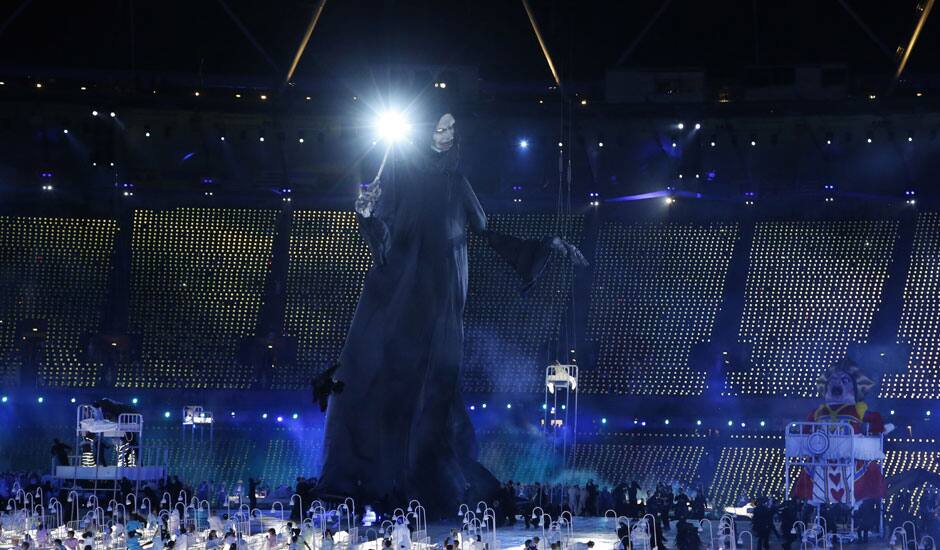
432,113 -> 455,152
825,369 -> 856,404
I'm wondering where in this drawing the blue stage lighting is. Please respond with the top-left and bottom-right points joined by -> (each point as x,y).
37,397 -> 44,403
262,413 -> 268,419
70,397 -> 76,404
677,122 -> 685,130
640,421 -> 646,427
469,405 -> 475,411
1,396 -> 7,403
696,420 -> 702,426
163,411 -> 171,418
481,403 -> 487,409
131,398 -> 139,405
230,411 -> 235,417
519,139 -> 529,149
292,413 -> 298,420
506,403 -> 512,409
601,418 -> 607,424
276,416 -> 284,423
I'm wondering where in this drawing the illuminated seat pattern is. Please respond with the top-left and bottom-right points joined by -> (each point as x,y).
282,211 -> 370,388
461,214 -> 583,393
0,216 -> 117,386
882,449 -> 940,522
477,434 -> 557,483
571,443 -> 704,488
708,446 -> 792,510
883,212 -> 940,398
121,208 -> 276,388
728,220 -> 896,396
586,222 -> 738,395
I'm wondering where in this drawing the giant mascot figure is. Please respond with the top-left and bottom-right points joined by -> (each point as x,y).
794,360 -> 891,505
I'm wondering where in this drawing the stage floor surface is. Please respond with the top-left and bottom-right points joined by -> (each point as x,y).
421,517 -> 896,549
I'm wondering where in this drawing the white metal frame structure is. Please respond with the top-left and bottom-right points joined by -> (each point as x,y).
784,420 -> 885,542
543,364 -> 578,480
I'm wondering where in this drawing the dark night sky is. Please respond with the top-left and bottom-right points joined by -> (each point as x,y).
1,1 -> 938,82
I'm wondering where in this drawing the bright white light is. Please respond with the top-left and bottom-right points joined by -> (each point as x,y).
694,123 -> 701,130
109,112 -> 116,118
519,139 -> 529,149
677,122 -> 685,130
63,129 -> 69,134
92,110 -> 99,117
665,197 -> 675,205
376,111 -> 411,142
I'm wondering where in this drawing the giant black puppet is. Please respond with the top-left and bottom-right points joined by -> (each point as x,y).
315,109 -> 585,512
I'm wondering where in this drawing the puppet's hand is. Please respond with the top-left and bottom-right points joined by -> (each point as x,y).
550,237 -> 589,267
355,184 -> 382,218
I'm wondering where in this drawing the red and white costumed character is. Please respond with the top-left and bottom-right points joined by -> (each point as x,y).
794,361 -> 892,505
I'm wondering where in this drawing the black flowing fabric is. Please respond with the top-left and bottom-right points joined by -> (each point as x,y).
317,145 -> 553,513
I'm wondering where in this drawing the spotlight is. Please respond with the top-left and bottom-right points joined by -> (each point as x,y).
760,420 -> 766,427
230,411 -> 235,417
664,419 -> 670,425
601,418 -> 607,424
109,112 -> 116,118
696,420 -> 702,426
145,132 -> 151,138
710,140 -> 716,147
694,123 -> 701,130
262,413 -> 268,419
35,82 -> 42,89
580,99 -> 588,106
276,416 -> 283,423
665,197 -> 675,205
598,141 -> 604,147
908,133 -> 914,142
194,91 -> 200,97
750,139 -> 756,147
70,397 -> 76,403
92,110 -> 99,117
481,403 -> 487,409
677,122 -> 685,130
557,142 -> 563,148
0,396 -> 6,403
62,128 -> 69,134
37,397 -> 44,403
292,413 -> 299,419
260,94 -> 268,101
469,405 -> 475,411
220,136 -> 225,141
163,411 -> 171,418
375,111 -> 411,142
132,398 -> 139,405
671,142 -> 677,148
506,403 -> 512,409
727,420 -> 733,426
298,137 -> 304,143
259,136 -> 265,142
519,139 -> 529,149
